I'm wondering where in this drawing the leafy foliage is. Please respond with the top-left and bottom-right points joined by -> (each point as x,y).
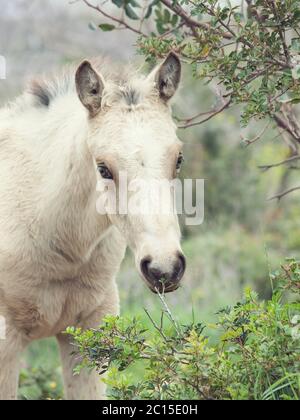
67,259 -> 300,400
92,0 -> 300,124
84,0 -> 300,198
18,367 -> 63,400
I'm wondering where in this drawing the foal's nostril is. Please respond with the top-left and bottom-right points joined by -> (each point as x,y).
173,252 -> 186,281
140,253 -> 186,292
140,256 -> 152,280
141,257 -> 164,283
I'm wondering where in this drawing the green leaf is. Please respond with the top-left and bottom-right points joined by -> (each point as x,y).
88,22 -> 97,31
125,4 -> 139,20
291,38 -> 300,53
144,0 -> 159,19
171,13 -> 179,26
292,65 -> 300,80
145,6 -> 153,19
164,8 -> 171,23
234,12 -> 243,23
98,23 -> 116,32
156,21 -> 167,35
129,0 -> 141,8
293,9 -> 300,20
112,0 -> 123,7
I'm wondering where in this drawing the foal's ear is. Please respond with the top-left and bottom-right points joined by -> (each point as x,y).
152,52 -> 181,102
75,61 -> 105,117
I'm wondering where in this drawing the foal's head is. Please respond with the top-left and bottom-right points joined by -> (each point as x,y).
75,53 -> 185,293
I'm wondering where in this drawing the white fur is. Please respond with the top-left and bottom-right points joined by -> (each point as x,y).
0,57 -> 182,400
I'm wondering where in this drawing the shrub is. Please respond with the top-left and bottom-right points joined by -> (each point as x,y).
18,366 -> 63,400
82,0 -> 300,200
67,259 -> 300,400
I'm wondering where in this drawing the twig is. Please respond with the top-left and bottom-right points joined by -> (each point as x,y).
144,308 -> 169,342
241,122 -> 271,147
155,288 -> 182,336
158,22 -> 185,39
82,0 -> 147,36
160,0 -> 232,39
259,155 -> 300,171
268,186 -> 300,201
268,0 -> 291,65
178,98 -> 231,129
160,0 -> 206,30
274,114 -> 300,143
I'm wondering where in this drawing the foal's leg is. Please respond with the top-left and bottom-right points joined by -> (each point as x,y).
57,284 -> 119,400
56,332 -> 106,400
0,326 -> 24,400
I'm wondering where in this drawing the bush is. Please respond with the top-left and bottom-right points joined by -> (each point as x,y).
83,0 -> 300,200
67,259 -> 300,400
18,366 -> 63,400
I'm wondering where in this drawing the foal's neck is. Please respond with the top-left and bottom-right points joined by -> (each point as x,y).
40,108 -> 110,255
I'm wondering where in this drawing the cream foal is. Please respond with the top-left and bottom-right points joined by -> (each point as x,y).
0,53 -> 185,400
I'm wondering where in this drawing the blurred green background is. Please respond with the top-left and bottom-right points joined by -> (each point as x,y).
0,0 -> 299,400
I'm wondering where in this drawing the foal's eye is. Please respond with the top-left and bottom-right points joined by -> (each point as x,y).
97,163 -> 113,180
176,153 -> 184,173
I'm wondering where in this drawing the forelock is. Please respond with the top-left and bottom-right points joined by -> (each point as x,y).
27,57 -> 159,110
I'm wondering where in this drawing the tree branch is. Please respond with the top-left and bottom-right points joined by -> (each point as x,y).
259,155 -> 300,171
160,0 -> 232,39
273,114 -> 300,143
241,122 -> 271,147
178,98 -> 231,129
82,0 -> 147,36
268,186 -> 300,201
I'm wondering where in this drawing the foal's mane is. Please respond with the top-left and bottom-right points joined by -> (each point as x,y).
27,56 -> 157,111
